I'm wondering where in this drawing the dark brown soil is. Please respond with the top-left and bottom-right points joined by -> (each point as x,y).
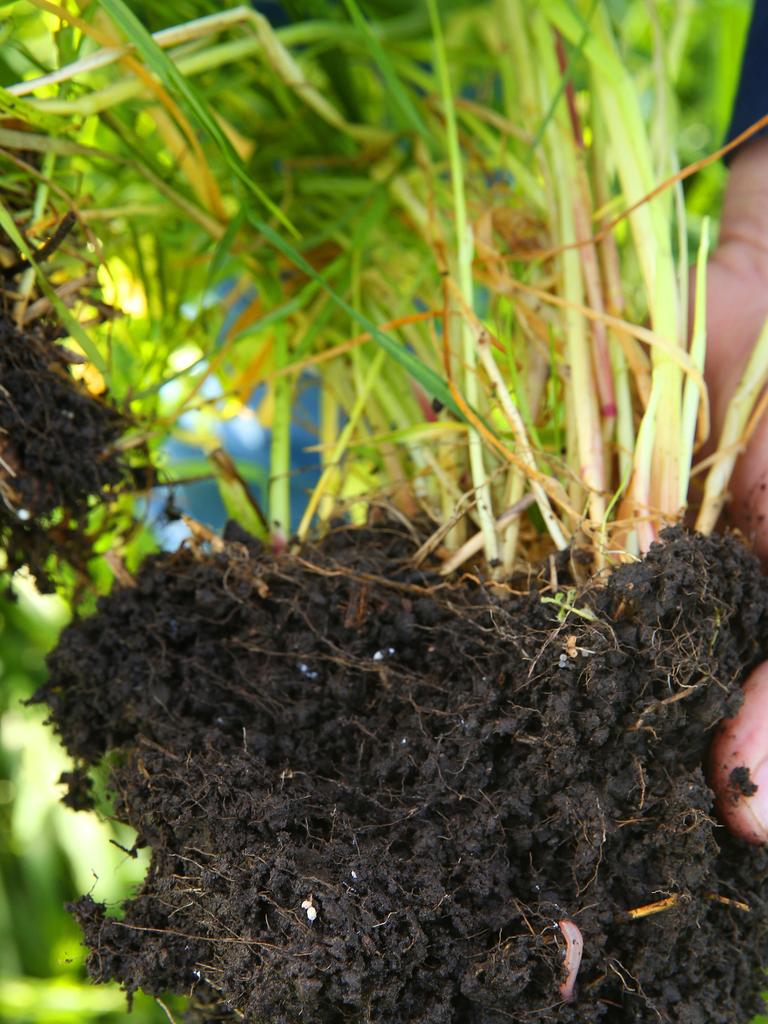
0,308 -> 135,589
37,523 -> 768,1022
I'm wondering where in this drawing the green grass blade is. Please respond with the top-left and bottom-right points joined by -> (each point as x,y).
97,0 -> 298,237
204,209 -> 246,297
247,212 -> 465,421
540,0 -> 625,81
0,201 -> 106,372
269,322 -> 292,541
210,449 -> 269,541
531,0 -> 599,150
0,85 -> 69,135
342,0 -> 431,140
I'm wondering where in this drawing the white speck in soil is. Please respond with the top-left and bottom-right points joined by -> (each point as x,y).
373,647 -> 396,662
297,661 -> 320,680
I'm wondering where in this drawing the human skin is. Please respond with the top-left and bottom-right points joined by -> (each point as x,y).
704,136 -> 768,844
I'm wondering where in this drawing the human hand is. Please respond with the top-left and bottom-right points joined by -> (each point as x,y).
702,137 -> 768,843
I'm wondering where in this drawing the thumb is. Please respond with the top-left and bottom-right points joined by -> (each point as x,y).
709,660 -> 768,844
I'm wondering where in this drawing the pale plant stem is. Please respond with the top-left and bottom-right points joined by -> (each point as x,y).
502,0 -> 590,536
584,6 -> 681,533
318,376 -> 340,525
501,327 -> 557,573
553,33 -> 616,432
386,175 -> 430,241
627,397 -> 660,553
351,329 -> 422,516
445,279 -> 574,521
298,350 -> 386,541
8,6 -> 257,96
591,110 -> 636,550
679,219 -> 710,507
665,0 -> 695,83
533,11 -> 606,525
475,331 -> 568,549
543,0 -> 682,537
648,2 -> 692,484
268,324 -> 291,543
427,0 -> 499,566
480,264 -> 701,385
499,0 -> 556,562
373,382 -> 440,505
500,0 -> 540,134
500,470 -> 527,574
440,494 -> 537,576
564,382 -> 581,516
571,157 -> 616,428
23,38 -> 263,115
609,337 -> 635,518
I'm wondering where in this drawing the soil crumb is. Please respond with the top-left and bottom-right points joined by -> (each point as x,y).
0,309 -> 136,589
38,524 -> 768,1022
729,766 -> 759,800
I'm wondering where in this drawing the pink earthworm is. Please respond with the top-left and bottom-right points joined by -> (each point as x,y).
557,919 -> 584,1003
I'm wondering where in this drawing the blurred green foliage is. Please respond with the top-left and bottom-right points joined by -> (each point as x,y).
0,579 -> 176,1023
0,0 -> 759,1021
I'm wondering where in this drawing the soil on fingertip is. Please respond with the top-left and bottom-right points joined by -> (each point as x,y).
37,522 -> 768,1023
0,307 -> 139,590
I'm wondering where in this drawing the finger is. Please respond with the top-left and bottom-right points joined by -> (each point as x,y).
724,413 -> 768,561
709,660 -> 768,844
703,257 -> 768,559
702,141 -> 768,556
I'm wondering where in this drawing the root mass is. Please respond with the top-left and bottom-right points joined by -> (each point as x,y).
37,523 -> 768,1022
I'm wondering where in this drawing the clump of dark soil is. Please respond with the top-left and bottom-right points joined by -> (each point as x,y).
0,307 -> 135,589
37,523 -> 768,1022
